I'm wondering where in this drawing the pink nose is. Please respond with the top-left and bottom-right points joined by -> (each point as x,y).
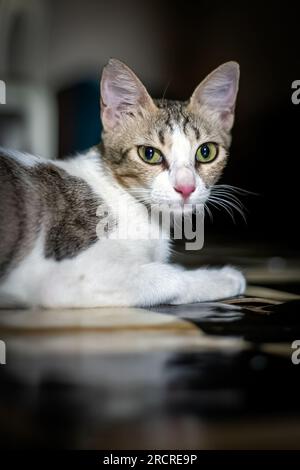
174,184 -> 196,199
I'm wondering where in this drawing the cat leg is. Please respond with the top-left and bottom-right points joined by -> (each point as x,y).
38,262 -> 186,308
38,263 -> 245,308
132,264 -> 246,307
86,263 -> 245,307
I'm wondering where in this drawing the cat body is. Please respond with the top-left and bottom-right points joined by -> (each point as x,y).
0,60 -> 245,308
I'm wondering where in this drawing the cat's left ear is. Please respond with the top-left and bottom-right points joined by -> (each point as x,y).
101,59 -> 156,130
188,62 -> 240,131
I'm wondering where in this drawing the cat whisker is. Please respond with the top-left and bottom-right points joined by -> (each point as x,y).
207,195 -> 247,224
210,191 -> 246,211
162,79 -> 172,101
212,184 -> 259,196
208,198 -> 237,223
210,183 -> 254,223
210,195 -> 243,213
204,203 -> 214,222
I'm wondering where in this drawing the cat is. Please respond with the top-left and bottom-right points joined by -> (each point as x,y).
0,59 -> 245,308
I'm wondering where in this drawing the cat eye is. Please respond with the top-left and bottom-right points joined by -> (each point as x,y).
195,142 -> 218,163
138,146 -> 163,165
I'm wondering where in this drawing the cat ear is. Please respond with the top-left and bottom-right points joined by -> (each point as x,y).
188,62 -> 240,131
101,59 -> 156,129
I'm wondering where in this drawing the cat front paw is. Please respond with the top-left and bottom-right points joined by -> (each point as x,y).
171,266 -> 246,304
217,266 -> 246,298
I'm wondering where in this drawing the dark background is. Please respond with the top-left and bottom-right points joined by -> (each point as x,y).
0,0 -> 299,249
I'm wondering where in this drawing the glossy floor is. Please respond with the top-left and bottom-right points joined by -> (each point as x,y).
0,253 -> 300,449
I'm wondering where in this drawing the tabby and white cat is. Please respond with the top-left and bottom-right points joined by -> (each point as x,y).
0,59 -> 245,308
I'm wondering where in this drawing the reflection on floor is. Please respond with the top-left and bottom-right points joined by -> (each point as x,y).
1,252 -> 300,449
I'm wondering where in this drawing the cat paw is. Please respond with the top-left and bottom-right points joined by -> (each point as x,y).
171,266 -> 246,304
216,266 -> 246,298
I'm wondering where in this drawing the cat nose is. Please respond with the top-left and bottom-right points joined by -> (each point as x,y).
174,183 -> 196,199
173,165 -> 196,199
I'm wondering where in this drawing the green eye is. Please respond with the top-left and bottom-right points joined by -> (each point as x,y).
138,146 -> 163,164
196,142 -> 218,163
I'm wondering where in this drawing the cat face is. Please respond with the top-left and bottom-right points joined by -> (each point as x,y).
100,59 -> 239,209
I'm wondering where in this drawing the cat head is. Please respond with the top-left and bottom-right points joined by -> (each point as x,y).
100,59 -> 239,209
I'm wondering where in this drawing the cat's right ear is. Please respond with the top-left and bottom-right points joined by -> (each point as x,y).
100,59 -> 156,130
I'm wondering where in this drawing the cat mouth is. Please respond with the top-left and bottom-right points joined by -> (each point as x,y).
149,189 -> 210,208
133,190 -> 208,211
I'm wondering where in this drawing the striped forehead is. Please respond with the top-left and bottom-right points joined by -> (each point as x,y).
155,100 -> 201,139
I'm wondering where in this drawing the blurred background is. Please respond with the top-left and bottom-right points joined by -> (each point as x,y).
0,0 -> 300,249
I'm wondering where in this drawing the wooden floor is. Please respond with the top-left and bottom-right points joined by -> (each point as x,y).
1,249 -> 300,449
